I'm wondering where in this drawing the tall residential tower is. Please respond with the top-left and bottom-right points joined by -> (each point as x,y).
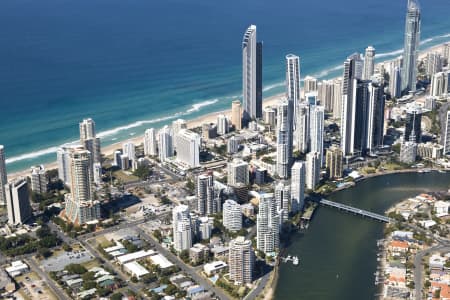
242,25 -> 263,122
401,0 -> 421,93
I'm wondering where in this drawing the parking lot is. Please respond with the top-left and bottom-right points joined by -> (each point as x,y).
41,249 -> 94,272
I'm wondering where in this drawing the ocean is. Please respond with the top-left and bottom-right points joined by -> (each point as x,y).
1,0 -> 450,173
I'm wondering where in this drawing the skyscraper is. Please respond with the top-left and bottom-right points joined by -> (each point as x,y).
229,236 -> 254,285
197,172 -> 216,216
257,193 -> 280,254
366,80 -> 385,154
290,161 -> 306,213
172,205 -> 192,252
404,103 -> 422,143
294,103 -> 309,153
276,98 -> 294,179
223,199 -> 242,232
242,25 -> 262,122
306,152 -> 320,190
430,72 -> 447,97
401,0 -> 421,93
122,142 -> 136,162
79,118 -> 101,167
286,54 -> 301,129
332,78 -> 343,119
79,118 -> 96,141
353,80 -> 370,155
363,46 -> 376,80
64,149 -> 100,224
274,181 -> 290,222
158,125 -> 174,162
5,178 -> 32,225
30,165 -> 48,194
341,53 -> 363,156
304,76 -> 318,93
0,145 -> 7,206
325,146 -> 343,179
309,105 -> 325,166
426,52 -> 443,77
176,129 -> 200,168
57,145 -> 84,186
231,100 -> 242,130
216,114 -> 229,135
143,128 -> 158,156
443,111 -> 450,154
227,159 -> 249,186
318,80 -> 335,112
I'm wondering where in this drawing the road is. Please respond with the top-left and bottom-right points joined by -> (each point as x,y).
244,271 -> 271,300
398,221 -> 450,299
414,245 -> 450,300
26,257 -> 71,300
134,225 -> 231,300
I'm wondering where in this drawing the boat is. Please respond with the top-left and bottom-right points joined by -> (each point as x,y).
292,256 -> 299,266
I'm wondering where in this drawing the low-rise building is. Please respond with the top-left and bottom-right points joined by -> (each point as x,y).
203,261 -> 228,276
389,240 -> 409,255
434,201 -> 450,217
123,261 -> 149,279
189,243 -> 210,264
116,249 -> 156,265
148,253 -> 174,269
5,260 -> 29,277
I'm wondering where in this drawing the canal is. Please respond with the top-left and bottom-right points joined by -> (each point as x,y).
274,172 -> 450,299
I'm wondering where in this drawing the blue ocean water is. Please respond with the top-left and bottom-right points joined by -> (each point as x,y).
1,0 -> 450,173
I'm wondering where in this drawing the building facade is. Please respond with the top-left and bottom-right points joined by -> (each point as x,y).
223,199 -> 242,232
5,178 -> 32,225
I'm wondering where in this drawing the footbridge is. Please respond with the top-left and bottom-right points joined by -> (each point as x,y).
319,199 -> 392,223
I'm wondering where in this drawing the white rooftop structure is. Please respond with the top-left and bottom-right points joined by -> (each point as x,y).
5,260 -> 28,277
149,253 -> 174,269
203,261 -> 228,276
104,242 -> 125,253
116,249 -> 156,265
123,261 -> 149,279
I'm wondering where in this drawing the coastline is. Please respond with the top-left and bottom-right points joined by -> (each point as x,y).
6,41 -> 449,182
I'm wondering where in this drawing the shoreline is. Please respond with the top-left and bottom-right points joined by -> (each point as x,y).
7,41 -> 450,181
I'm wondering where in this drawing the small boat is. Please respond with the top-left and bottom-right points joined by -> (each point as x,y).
292,256 -> 299,266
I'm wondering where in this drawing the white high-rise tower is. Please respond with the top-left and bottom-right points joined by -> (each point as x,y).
276,99 -> 294,179
401,0 -> 421,93
291,161 -> 306,212
363,46 -> 376,80
286,54 -> 301,129
309,105 -> 325,166
0,145 -> 7,206
144,128 -> 157,156
242,25 -> 262,122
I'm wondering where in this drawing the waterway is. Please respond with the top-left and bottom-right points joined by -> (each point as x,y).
275,172 -> 450,300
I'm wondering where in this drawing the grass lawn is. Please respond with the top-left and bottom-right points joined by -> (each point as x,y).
113,170 -> 139,183
82,258 -> 101,270
95,236 -> 114,248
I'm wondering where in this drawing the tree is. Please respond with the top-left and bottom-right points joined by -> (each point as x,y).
62,243 -> 72,252
164,284 -> 178,296
110,293 -> 123,300
153,229 -> 163,243
65,264 -> 87,275
133,165 -> 152,180
179,250 -> 190,263
37,247 -> 52,258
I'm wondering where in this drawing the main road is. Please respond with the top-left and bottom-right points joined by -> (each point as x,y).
26,257 -> 71,300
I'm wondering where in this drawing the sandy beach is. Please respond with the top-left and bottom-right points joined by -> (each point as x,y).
7,42 -> 449,181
